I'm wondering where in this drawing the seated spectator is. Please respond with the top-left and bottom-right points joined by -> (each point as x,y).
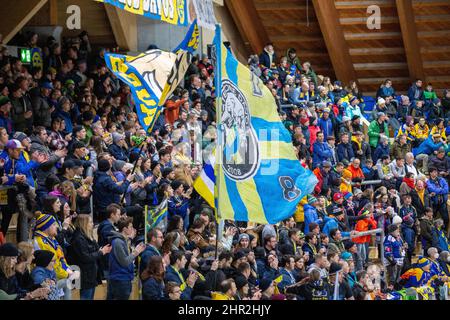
0,243 -> 50,300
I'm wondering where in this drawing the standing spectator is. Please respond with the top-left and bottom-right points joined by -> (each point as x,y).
368,112 -> 389,154
383,224 -> 406,288
312,132 -> 332,168
107,217 -> 145,300
259,43 -> 276,69
32,82 -> 54,128
0,96 -> 13,134
70,214 -> 112,300
427,167 -> 449,229
419,208 -> 436,254
407,79 -> 424,103
164,250 -> 197,300
353,206 -> 377,271
92,159 -> 132,221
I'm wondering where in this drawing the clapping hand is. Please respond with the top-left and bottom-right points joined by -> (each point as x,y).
100,244 -> 112,255
186,271 -> 198,288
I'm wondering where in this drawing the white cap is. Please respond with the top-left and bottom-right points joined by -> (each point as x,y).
378,98 -> 386,105
392,215 -> 402,225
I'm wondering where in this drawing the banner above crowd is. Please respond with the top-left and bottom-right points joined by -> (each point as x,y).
190,0 -> 217,30
104,20 -> 199,133
96,0 -> 188,26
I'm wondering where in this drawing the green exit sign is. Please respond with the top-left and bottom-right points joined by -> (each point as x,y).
19,48 -> 31,64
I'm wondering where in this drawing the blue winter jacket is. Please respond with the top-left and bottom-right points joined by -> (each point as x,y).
31,266 -> 57,285
142,277 -> 165,300
413,137 -> 444,156
164,265 -> 192,300
372,143 -> 390,164
318,117 -> 333,140
303,204 -> 322,234
168,196 -> 189,219
140,245 -> 161,275
0,151 -> 40,186
278,268 -> 296,292
93,171 -> 131,212
312,142 -> 332,168
55,109 -> 73,134
322,218 -> 350,238
97,219 -> 117,247
108,144 -> 129,161
336,142 -> 355,163
427,177 -> 449,205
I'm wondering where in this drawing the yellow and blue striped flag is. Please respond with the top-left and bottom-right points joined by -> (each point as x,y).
213,25 -> 318,225
104,20 -> 199,133
193,151 -> 216,208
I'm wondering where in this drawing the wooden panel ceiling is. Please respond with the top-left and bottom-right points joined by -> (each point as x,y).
252,0 -> 336,79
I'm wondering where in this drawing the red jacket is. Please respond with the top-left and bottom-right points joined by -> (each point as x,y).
308,125 -> 321,151
164,98 -> 187,125
353,217 -> 377,244
313,167 -> 324,195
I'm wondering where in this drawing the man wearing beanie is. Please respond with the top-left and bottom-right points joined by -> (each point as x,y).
93,159 -> 134,221
108,132 -> 128,161
303,195 -> 322,234
30,250 -> 63,300
383,224 -> 406,287
399,257 -> 433,288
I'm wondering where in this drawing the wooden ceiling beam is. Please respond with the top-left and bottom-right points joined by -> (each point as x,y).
104,3 -> 137,52
225,0 -> 269,54
312,0 -> 357,84
0,0 -> 48,44
396,0 -> 426,81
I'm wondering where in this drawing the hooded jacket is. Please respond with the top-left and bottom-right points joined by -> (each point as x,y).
108,231 -> 135,281
286,48 -> 302,73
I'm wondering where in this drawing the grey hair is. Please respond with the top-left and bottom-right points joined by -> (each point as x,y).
435,218 -> 444,228
440,251 -> 449,261
427,247 -> 438,256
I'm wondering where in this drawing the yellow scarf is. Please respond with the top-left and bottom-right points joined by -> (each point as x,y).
416,188 -> 425,205
351,136 -> 361,151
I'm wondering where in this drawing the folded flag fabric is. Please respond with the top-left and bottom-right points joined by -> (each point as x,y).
104,20 -> 199,133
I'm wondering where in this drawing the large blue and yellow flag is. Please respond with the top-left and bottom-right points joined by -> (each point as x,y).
104,20 -> 199,133
213,26 -> 317,225
96,0 -> 188,26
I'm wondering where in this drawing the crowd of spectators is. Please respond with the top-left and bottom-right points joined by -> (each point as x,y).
1,31 -> 450,300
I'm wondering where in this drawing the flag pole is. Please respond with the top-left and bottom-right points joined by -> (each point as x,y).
213,23 -> 223,260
